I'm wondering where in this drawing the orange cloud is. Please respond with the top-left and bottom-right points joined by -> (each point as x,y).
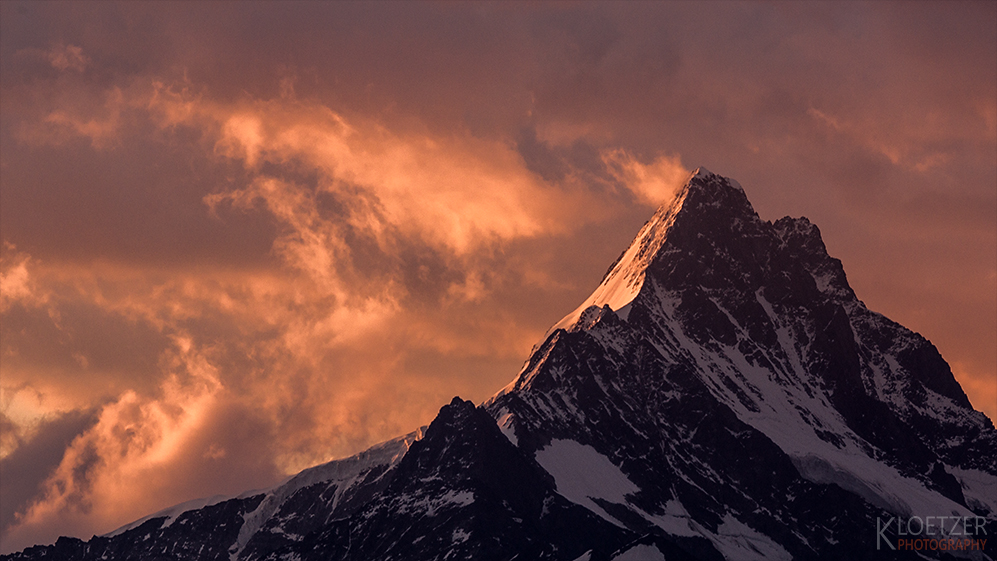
602,150 -> 689,205
3,338 -> 224,548
17,87 -> 127,150
0,244 -> 46,313
47,45 -> 89,73
173,97 -> 580,254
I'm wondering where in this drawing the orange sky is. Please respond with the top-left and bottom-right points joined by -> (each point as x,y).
1,1 -> 995,553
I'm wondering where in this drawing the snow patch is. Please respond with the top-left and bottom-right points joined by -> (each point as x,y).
612,543 -> 667,561
788,450 -> 976,523
615,303 -> 633,321
443,490 -> 475,507
946,465 -> 997,516
534,439 -> 639,527
639,499 -> 699,537
395,489 -> 474,517
711,514 -> 793,561
791,454 -> 907,515
496,410 -> 519,447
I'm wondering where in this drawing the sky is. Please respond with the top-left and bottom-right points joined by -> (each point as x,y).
0,1 -> 994,553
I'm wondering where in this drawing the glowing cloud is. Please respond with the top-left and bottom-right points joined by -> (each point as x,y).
3,338 -> 226,549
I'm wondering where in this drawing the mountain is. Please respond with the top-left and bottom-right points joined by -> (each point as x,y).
5,168 -> 994,560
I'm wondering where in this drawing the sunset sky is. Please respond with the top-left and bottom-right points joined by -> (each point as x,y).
1,1 -> 995,553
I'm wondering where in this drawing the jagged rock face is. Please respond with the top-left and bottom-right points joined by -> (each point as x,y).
6,169 -> 994,561
268,397 -> 634,561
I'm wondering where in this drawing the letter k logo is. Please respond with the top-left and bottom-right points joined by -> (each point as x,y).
878,517 -> 895,550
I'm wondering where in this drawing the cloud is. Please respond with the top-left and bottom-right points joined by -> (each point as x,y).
47,44 -> 89,73
166,95 -> 583,255
0,244 -> 46,313
0,408 -> 98,535
15,83 -> 128,150
602,151 -> 689,205
1,336 -> 281,552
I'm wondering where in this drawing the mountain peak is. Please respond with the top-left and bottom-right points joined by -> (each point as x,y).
678,167 -> 752,221
550,168 -> 758,332
486,169 -> 995,559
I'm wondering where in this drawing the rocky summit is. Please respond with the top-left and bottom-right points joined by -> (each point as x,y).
6,169 -> 994,561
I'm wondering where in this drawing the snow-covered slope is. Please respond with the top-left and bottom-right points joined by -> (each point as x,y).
6,169 -> 994,561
